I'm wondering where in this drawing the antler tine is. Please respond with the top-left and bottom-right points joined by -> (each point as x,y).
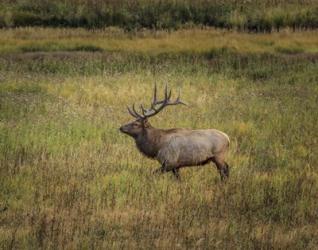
140,104 -> 147,116
132,103 -> 143,119
164,84 -> 167,100
127,84 -> 187,120
176,99 -> 187,105
127,105 -> 139,118
175,89 -> 187,105
152,83 -> 157,107
176,89 -> 180,101
162,88 -> 187,106
162,84 -> 171,102
168,89 -> 172,101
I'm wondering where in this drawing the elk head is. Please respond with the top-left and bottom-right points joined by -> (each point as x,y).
119,84 -> 187,138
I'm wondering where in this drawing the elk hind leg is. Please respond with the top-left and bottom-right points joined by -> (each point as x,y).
212,156 -> 229,181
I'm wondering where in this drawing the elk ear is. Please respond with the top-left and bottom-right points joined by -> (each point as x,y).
143,119 -> 150,128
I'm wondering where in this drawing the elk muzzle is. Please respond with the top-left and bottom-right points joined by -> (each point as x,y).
119,125 -> 127,133
119,123 -> 135,136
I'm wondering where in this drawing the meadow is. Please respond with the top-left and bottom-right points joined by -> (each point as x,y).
0,28 -> 318,249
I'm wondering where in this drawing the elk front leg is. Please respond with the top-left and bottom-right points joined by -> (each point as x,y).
172,168 -> 181,180
153,162 -> 180,180
152,161 -> 168,175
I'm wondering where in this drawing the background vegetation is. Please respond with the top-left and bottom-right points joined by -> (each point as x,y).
0,0 -> 317,31
0,28 -> 317,249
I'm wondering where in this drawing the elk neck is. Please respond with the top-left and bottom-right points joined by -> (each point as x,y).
135,125 -> 163,159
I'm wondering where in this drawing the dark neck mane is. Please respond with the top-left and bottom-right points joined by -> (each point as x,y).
135,127 -> 162,159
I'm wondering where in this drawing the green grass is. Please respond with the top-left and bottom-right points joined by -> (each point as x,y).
0,28 -> 318,249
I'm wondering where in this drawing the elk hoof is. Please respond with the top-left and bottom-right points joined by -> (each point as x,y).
220,165 -> 229,181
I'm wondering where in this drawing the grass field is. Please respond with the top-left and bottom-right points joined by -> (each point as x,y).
1,28 -> 318,54
1,0 -> 317,30
0,28 -> 318,249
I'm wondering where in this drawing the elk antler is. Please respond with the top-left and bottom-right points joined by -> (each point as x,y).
127,84 -> 187,120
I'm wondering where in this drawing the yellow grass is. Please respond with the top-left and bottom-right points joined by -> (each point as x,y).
1,27 -> 318,54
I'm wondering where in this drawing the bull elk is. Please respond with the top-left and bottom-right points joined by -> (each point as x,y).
119,85 -> 230,180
